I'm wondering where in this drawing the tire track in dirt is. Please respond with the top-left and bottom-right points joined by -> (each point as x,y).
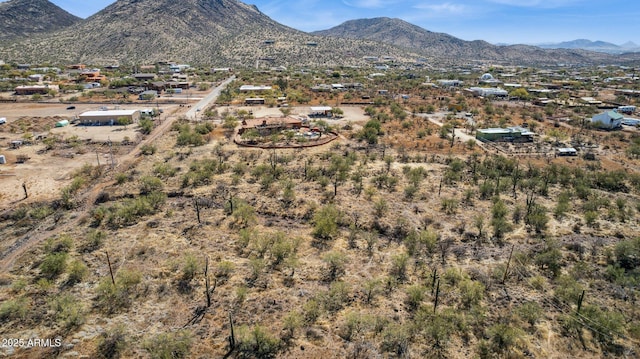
0,77 -> 235,272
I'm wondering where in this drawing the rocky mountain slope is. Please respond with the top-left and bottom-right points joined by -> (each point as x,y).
538,39 -> 640,54
312,17 -> 633,66
0,0 -> 80,40
0,0 -> 418,66
1,2 -> 639,67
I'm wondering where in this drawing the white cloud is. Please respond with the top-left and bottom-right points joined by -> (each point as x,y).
413,2 -> 467,14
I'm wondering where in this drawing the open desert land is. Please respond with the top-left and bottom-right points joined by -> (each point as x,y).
0,71 -> 640,359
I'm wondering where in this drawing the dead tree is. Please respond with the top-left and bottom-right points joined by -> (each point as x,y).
106,251 -> 115,286
194,198 -> 201,224
204,256 -> 216,308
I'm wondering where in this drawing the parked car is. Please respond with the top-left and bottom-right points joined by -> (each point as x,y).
0,117 -> 6,124
66,106 -> 76,110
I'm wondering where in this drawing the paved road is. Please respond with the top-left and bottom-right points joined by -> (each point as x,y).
186,75 -> 235,120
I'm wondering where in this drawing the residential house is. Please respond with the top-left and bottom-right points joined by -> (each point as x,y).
590,111 -> 623,130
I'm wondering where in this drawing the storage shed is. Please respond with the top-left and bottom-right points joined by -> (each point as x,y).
78,110 -> 140,126
590,111 -> 623,130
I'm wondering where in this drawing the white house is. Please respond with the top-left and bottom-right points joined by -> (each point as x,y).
590,111 -> 623,130
468,87 -> 508,97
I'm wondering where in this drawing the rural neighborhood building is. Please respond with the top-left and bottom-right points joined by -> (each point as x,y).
468,87 -> 508,97
239,85 -> 272,92
245,97 -> 265,105
309,106 -> 333,117
239,117 -> 303,136
132,73 -> 157,81
618,105 -> 636,114
14,85 -> 59,95
138,90 -> 158,100
557,148 -> 578,156
479,73 -> 502,85
169,64 -> 190,73
590,111 -> 623,130
476,126 -> 535,142
78,110 -> 141,126
437,80 -> 464,87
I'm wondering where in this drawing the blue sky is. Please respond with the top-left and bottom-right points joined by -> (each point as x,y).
3,0 -> 639,45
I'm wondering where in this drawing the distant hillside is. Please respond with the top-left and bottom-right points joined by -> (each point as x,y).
538,39 -> 640,54
0,0 -> 418,67
0,0 -> 80,40
312,17 -> 638,66
2,3 -> 640,67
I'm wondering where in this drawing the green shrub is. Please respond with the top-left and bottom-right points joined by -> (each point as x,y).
517,302 -> 543,327
615,237 -> 640,271
405,284 -> 425,311
30,205 -> 54,220
282,310 -> 304,339
534,240 -> 562,277
67,259 -> 88,285
139,118 -> 154,135
45,234 -> 73,253
486,323 -> 524,354
95,269 -> 142,314
82,230 -> 106,252
50,294 -> 85,330
176,125 -> 206,147
459,279 -> 484,308
554,275 -> 584,304
115,173 -> 129,184
143,330 -> 192,359
380,322 -> 410,356
0,297 -> 29,322
581,305 -> 625,347
390,252 -> 410,282
194,122 -> 214,135
323,281 -> 350,312
140,144 -> 156,155
303,297 -> 323,324
182,254 -> 199,282
340,311 -> 372,341
152,163 -> 178,178
40,252 -> 68,279
323,251 -> 347,281
312,204 -> 340,240
139,176 -> 164,195
96,325 -> 127,359
236,325 -> 281,358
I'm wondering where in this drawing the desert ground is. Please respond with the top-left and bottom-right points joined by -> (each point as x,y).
0,102 -> 369,208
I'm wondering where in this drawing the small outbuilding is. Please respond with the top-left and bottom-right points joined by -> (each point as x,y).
55,119 -> 70,127
245,97 -> 265,105
78,110 -> 141,126
309,106 -> 332,117
590,111 -> 623,130
557,148 -> 578,156
476,126 -> 535,142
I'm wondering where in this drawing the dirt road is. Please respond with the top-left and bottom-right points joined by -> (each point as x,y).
0,77 -> 235,273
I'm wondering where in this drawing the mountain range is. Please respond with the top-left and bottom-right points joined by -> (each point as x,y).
0,0 -> 639,67
0,0 -> 80,40
536,39 -> 640,55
